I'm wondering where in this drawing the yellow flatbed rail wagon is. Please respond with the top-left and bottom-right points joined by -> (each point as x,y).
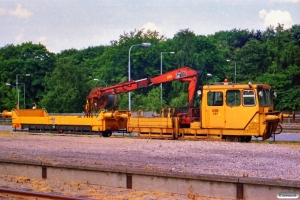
2,109 -> 129,137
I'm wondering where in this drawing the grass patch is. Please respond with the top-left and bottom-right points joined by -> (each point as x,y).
0,130 -> 13,136
254,140 -> 300,147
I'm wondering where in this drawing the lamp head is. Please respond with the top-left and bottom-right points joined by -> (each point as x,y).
142,43 -> 151,47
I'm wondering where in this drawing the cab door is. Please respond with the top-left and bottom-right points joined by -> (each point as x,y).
202,91 -> 225,128
224,89 -> 258,129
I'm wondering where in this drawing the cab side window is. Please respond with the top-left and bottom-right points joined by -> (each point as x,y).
226,90 -> 240,106
243,90 -> 256,106
208,92 -> 223,106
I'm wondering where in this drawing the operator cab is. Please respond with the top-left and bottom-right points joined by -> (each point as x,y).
200,79 -> 276,129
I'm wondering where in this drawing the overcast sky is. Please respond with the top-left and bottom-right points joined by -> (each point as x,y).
1,0 -> 299,53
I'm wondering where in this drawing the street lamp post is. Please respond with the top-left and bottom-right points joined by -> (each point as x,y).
16,74 -> 30,109
226,60 -> 236,84
128,43 -> 151,110
93,79 -> 107,87
160,52 -> 175,108
19,83 -> 25,109
6,83 -> 25,108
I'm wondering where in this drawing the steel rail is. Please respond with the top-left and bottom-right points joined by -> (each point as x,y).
0,187 -> 93,200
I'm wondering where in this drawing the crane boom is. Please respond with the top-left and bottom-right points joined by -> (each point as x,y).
85,66 -> 201,116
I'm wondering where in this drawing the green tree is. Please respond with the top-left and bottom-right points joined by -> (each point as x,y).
233,39 -> 268,82
291,24 -> 300,46
259,24 -> 300,110
91,29 -> 167,110
0,42 -> 55,111
1,25 -> 300,112
132,87 -> 162,112
256,65 -> 300,110
40,57 -> 90,112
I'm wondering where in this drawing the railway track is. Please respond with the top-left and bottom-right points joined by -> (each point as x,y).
2,126 -> 300,143
0,187 -> 92,200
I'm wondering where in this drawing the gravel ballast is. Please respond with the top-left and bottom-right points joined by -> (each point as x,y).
0,133 -> 299,182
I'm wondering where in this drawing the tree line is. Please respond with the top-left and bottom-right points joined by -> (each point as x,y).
0,24 -> 299,113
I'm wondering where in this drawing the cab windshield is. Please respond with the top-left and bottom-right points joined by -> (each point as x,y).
258,89 -> 273,106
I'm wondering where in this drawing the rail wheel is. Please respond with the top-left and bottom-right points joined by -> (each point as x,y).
244,136 -> 252,143
225,136 -> 240,142
102,129 -> 112,137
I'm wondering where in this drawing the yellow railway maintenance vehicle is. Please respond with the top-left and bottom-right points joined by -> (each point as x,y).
129,81 -> 295,142
2,66 -> 295,142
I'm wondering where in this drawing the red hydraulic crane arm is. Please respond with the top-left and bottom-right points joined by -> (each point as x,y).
85,66 -> 201,115
149,67 -> 201,107
87,78 -> 151,99
149,66 -> 200,84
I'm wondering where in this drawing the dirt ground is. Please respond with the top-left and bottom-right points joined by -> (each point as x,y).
0,174 -> 201,200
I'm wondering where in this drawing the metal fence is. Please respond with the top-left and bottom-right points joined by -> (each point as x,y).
0,118 -> 11,125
